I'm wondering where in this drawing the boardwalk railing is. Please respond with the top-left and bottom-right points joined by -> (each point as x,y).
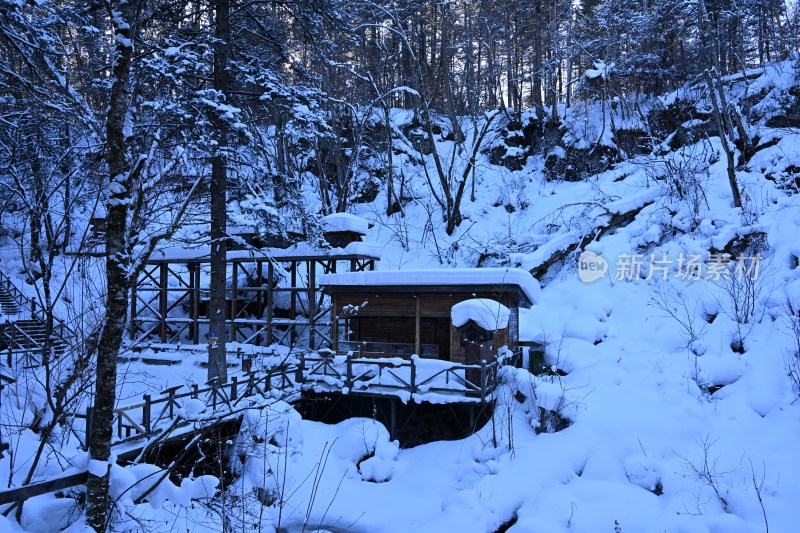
74,363 -> 297,448
72,349 -> 508,449
299,352 -> 501,402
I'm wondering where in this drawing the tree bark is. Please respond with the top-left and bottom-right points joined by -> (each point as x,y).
208,0 -> 230,383
85,1 -> 135,529
704,69 -> 742,208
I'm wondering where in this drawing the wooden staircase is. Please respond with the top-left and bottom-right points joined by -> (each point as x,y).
0,285 -> 21,315
0,319 -> 68,358
0,271 -> 72,363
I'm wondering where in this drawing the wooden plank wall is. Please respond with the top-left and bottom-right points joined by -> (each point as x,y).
334,290 -> 520,362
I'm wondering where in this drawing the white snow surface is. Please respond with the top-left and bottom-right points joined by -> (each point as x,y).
451,298 -> 510,331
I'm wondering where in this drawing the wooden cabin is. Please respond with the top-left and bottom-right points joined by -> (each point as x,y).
320,268 -> 540,363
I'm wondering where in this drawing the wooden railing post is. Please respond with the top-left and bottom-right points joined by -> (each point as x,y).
230,376 -> 238,402
168,390 -> 176,418
247,372 -> 256,396
410,358 -> 417,394
295,354 -> 305,383
345,354 -> 353,389
192,384 -> 199,399
143,394 -> 152,437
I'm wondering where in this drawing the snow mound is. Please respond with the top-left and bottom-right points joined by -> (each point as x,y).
451,298 -> 510,331
322,212 -> 370,234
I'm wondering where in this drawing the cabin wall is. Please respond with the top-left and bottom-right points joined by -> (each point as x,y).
334,290 -> 520,362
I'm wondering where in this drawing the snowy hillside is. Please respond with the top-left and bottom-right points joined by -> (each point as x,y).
203,62 -> 800,533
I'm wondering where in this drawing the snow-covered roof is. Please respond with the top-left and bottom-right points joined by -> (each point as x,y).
322,212 -> 370,234
320,267 -> 541,306
451,298 -> 510,331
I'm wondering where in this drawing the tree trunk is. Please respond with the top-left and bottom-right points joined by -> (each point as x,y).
704,69 -> 742,208
85,1 -> 135,529
208,0 -> 230,383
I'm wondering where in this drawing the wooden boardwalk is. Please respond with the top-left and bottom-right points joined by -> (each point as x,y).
76,352 -> 500,446
0,352 -> 504,505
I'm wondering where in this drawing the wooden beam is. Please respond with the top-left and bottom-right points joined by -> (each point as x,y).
256,261 -> 263,344
415,295 -> 421,356
308,260 -> 316,350
267,262 -> 274,346
231,261 -> 238,342
159,263 -> 168,343
0,471 -> 88,505
331,294 -> 338,353
290,261 -> 297,345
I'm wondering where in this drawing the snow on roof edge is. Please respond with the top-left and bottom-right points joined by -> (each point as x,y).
320,268 -> 541,306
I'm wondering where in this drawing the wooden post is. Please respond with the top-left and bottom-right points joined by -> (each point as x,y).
290,261 -> 297,345
191,264 -> 201,344
267,262 -> 274,346
295,353 -> 305,383
345,354 -> 353,389
331,294 -> 338,354
410,357 -> 417,394
142,394 -> 151,437
230,376 -> 238,401
159,263 -> 168,343
129,274 -> 138,340
414,296 -> 421,356
256,261 -> 263,345
231,261 -> 238,342
308,260 -> 316,350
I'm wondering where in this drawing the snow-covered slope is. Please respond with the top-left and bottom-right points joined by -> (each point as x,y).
218,61 -> 800,533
